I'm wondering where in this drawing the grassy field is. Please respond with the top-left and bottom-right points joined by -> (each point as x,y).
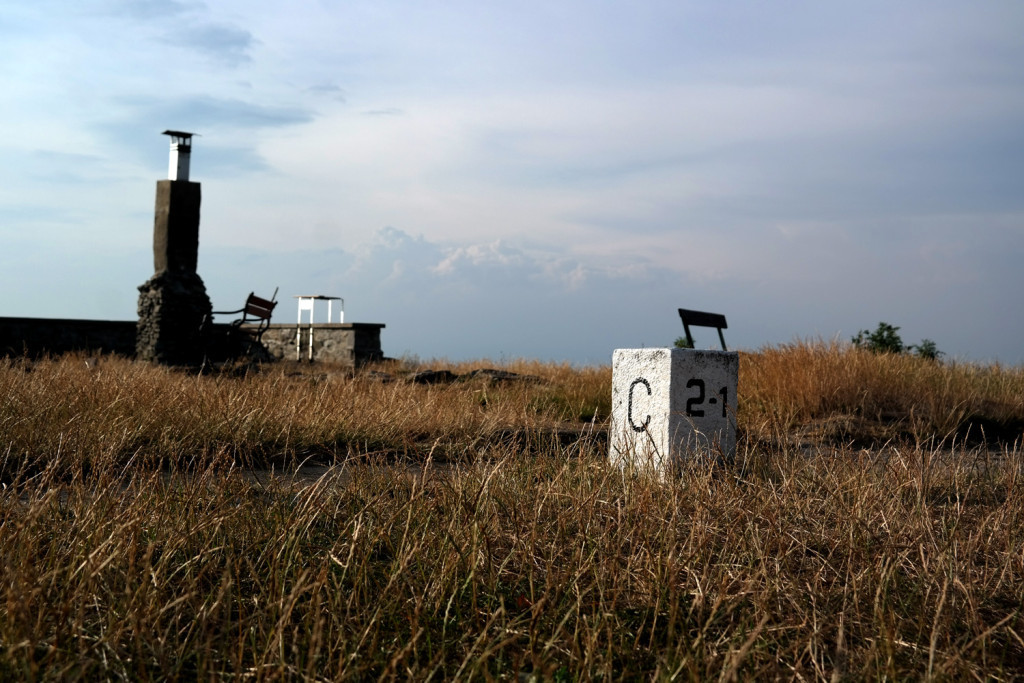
1,342 -> 1023,679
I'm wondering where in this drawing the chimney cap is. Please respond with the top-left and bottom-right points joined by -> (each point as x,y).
162,130 -> 197,142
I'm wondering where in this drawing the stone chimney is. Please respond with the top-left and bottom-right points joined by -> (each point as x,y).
136,131 -> 212,366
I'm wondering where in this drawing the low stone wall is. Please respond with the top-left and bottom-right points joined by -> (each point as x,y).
257,323 -> 386,366
0,317 -> 138,358
0,317 -> 386,367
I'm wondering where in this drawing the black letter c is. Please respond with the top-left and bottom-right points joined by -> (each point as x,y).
628,378 -> 652,433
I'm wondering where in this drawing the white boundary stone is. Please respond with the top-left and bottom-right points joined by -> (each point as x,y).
610,348 -> 738,472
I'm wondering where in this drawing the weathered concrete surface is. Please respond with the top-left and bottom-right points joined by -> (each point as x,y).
152,180 -> 201,274
610,348 -> 738,473
258,323 -> 385,366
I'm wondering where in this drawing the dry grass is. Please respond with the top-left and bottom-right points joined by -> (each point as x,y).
1,342 -> 1023,679
742,340 -> 1024,449
0,355 -> 610,477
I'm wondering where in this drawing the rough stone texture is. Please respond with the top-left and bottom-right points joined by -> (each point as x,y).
403,368 -> 541,385
258,323 -> 385,366
610,348 -> 738,473
136,270 -> 212,366
463,368 -> 542,384
408,369 -> 458,384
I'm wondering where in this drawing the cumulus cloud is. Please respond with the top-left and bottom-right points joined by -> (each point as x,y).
433,242 -> 527,275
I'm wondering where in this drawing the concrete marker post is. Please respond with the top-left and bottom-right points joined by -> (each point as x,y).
610,348 -> 738,474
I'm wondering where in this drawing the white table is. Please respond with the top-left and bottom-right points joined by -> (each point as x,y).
294,295 -> 344,360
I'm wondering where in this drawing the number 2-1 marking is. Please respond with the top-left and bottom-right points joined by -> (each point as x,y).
685,379 -> 705,417
685,379 -> 728,419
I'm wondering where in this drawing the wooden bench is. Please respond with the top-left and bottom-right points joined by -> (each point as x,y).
213,290 -> 278,343
677,308 -> 728,351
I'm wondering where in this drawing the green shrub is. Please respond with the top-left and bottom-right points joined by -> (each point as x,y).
909,338 -> 942,361
852,322 -> 905,354
852,323 -> 943,361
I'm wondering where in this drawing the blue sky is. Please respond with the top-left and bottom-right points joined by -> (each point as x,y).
2,1 -> 1022,364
